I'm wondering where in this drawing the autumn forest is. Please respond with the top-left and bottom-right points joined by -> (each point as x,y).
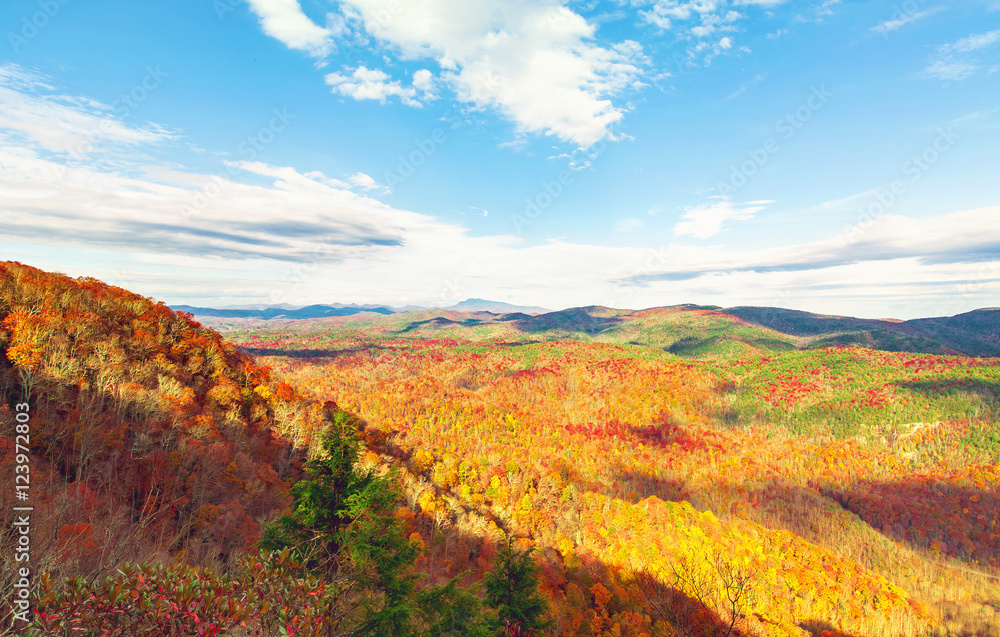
1,261 -> 999,637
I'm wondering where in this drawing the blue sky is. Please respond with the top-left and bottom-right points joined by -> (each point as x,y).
1,0 -> 998,318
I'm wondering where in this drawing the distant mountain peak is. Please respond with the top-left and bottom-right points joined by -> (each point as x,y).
445,298 -> 550,315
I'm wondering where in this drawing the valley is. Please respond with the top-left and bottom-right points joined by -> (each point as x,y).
219,305 -> 1000,636
2,262 -> 998,636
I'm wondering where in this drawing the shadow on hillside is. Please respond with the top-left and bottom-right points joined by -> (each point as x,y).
628,421 -> 726,453
894,378 -> 1000,406
625,563 -> 758,637
559,420 -> 733,506
512,308 -> 624,335
0,355 -> 307,633
608,465 -> 851,546
807,329 -> 950,355
721,307 -> 887,337
396,317 -> 485,333
798,619 -> 863,636
822,476 -> 1000,569
608,466 -> 691,504
666,336 -> 718,356
240,343 -> 386,359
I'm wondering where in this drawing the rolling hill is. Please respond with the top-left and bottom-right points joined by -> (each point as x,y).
210,302 -> 1000,359
722,306 -> 1000,357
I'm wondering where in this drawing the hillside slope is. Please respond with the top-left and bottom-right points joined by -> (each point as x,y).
0,261 -> 336,626
232,324 -> 1000,637
723,306 -> 1000,356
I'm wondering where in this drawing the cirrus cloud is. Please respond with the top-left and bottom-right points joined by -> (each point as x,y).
672,196 -> 768,238
921,29 -> 1000,80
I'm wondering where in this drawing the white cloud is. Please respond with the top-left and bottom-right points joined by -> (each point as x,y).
335,0 -> 647,147
245,0 -> 334,58
921,59 -> 979,81
614,205 -> 1000,317
645,2 -> 745,40
640,1 -> 723,29
348,171 -> 389,193
325,66 -> 432,106
921,29 -> 1000,80
948,29 -> 1000,52
805,188 -> 886,214
412,68 -> 436,94
673,197 -> 766,238
637,1 -> 773,65
870,7 -> 944,36
0,64 -> 174,157
3,64 -> 999,318
813,0 -> 841,19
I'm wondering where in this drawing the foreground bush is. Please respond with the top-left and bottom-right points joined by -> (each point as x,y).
28,549 -> 333,636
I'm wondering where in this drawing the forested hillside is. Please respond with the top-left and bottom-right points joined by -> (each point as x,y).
224,317 -> 1000,637
3,262 -> 999,636
0,262 -> 558,635
0,262 -> 323,625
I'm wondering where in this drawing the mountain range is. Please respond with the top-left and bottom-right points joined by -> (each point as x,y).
173,298 -> 550,321
172,303 -> 397,320
178,300 -> 1000,358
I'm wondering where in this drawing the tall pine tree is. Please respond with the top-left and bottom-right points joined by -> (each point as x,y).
483,535 -> 552,635
260,403 -> 491,637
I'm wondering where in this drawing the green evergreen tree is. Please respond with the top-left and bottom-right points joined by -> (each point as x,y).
483,535 -> 552,635
414,577 -> 492,637
260,403 -> 491,637
259,406 -> 372,579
